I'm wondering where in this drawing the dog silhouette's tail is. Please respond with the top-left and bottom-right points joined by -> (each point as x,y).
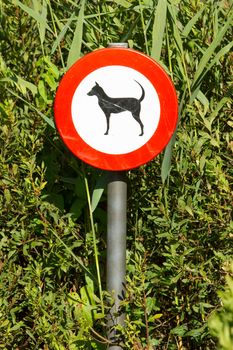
134,80 -> 145,102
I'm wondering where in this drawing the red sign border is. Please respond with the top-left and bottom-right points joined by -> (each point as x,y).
54,48 -> 178,171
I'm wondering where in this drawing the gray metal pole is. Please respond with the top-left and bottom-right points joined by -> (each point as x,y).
107,171 -> 127,349
107,43 -> 128,350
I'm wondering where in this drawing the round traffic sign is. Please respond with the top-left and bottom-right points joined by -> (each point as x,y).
54,48 -> 178,171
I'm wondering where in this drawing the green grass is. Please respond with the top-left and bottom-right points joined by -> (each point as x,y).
0,0 -> 232,349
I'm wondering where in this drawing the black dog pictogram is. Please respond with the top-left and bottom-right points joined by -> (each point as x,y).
87,81 -> 145,136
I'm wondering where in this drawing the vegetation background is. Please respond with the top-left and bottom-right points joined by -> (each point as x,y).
0,0 -> 232,349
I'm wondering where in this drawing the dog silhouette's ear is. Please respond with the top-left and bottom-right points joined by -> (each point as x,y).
95,81 -> 99,86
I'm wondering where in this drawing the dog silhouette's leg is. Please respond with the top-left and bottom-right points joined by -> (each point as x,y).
104,113 -> 110,135
138,120 -> 144,136
132,114 -> 144,136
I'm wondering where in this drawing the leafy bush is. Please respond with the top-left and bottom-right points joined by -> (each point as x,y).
208,262 -> 233,350
0,0 -> 232,349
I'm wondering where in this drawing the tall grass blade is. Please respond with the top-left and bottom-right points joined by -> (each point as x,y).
161,130 -> 176,184
168,3 -> 191,95
197,90 -> 209,115
84,174 -> 104,313
182,7 -> 204,37
208,97 -> 231,122
40,0 -> 47,45
47,1 -> 65,69
151,0 -> 167,60
161,88 -> 186,183
168,3 -> 183,55
66,0 -> 86,70
190,41 -> 233,102
139,0 -> 149,55
32,0 -> 47,48
51,13 -> 75,55
191,10 -> 233,91
207,41 -> 233,72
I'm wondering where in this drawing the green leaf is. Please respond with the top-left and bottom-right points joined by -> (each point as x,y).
170,324 -> 188,336
38,80 -> 47,102
196,90 -> 209,115
91,175 -> 108,213
14,0 -> 51,33
185,325 -> 206,337
1,75 -> 38,96
0,320 -> 10,328
44,57 -> 60,79
114,0 -> 131,8
4,188 -> 11,204
148,313 -> 163,322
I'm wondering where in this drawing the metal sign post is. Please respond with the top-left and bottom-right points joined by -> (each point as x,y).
107,171 -> 127,349
54,43 -> 178,350
106,43 -> 128,350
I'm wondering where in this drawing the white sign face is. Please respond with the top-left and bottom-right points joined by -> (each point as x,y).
71,66 -> 160,155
